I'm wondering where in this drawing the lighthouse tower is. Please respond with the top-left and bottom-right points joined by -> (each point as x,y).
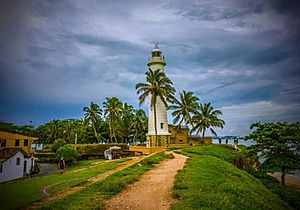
146,45 -> 170,147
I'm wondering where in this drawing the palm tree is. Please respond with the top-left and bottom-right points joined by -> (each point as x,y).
83,102 -> 102,142
136,68 -> 175,146
103,97 -> 123,143
191,102 -> 225,143
169,90 -> 199,129
47,119 -> 62,143
131,109 -> 147,145
120,103 -> 134,143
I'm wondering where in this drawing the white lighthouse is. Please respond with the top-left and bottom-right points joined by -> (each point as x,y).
146,45 -> 170,147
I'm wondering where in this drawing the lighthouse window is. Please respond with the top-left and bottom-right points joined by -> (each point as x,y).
160,123 -> 164,129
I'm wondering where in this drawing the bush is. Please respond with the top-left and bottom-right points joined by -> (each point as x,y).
51,139 -> 66,152
30,162 -> 41,175
76,144 -> 129,159
56,145 -> 80,165
35,152 -> 57,163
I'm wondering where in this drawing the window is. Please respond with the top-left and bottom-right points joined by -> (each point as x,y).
0,139 -> 6,147
0,164 -> 2,173
15,139 -> 20,147
24,139 -> 28,146
16,158 -> 20,165
160,123 -> 164,129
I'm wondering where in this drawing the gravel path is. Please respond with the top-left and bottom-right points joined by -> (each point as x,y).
105,152 -> 187,210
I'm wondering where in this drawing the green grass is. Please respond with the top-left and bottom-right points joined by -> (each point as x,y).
171,145 -> 292,210
0,158 -> 130,210
41,152 -> 173,210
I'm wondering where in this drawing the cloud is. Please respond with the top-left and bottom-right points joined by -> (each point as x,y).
0,0 -> 299,135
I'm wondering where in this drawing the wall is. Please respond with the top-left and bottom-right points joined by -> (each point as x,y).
0,131 -> 37,155
169,126 -> 189,145
0,151 -> 30,183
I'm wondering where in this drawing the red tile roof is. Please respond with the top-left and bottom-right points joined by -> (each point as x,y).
0,148 -> 29,162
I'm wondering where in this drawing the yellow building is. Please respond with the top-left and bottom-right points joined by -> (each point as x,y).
169,125 -> 189,145
168,125 -> 213,146
0,131 -> 38,155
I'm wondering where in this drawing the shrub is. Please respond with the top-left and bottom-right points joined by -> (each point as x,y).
56,144 -> 80,165
76,144 -> 129,159
35,152 -> 56,163
51,139 -> 66,152
30,162 -> 41,175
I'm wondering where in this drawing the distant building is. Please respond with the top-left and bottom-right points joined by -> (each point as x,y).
0,148 -> 34,183
169,125 -> 189,145
0,131 -> 38,155
188,135 -> 212,145
168,125 -> 212,146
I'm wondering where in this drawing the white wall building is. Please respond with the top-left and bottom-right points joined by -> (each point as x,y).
0,148 -> 33,183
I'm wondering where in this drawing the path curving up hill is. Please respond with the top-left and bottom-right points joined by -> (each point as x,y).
105,152 -> 187,210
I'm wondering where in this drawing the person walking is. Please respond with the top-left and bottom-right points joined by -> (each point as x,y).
59,157 -> 65,174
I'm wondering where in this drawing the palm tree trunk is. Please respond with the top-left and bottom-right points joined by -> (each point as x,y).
202,128 -> 206,144
134,130 -> 138,145
93,124 -> 98,142
154,103 -> 158,147
108,121 -> 113,143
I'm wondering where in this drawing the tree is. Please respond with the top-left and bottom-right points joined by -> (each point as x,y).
136,68 -> 175,146
169,90 -> 199,129
46,119 -> 63,144
131,109 -> 147,145
103,97 -> 123,143
245,122 -> 300,186
83,102 -> 102,142
119,103 -> 134,143
191,102 -> 225,143
56,145 -> 80,165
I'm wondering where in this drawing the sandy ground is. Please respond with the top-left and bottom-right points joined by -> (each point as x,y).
105,152 -> 187,210
269,172 -> 300,192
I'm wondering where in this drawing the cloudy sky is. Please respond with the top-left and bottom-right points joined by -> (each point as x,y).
0,0 -> 299,136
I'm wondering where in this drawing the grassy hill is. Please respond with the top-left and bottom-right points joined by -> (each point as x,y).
172,145 -> 292,210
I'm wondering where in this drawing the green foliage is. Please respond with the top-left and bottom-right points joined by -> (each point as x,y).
75,143 -> 129,158
191,102 -> 225,141
42,152 -> 172,209
0,159 -> 125,209
252,171 -> 300,209
245,122 -> 300,185
136,68 -> 176,146
169,90 -> 199,128
51,138 -> 66,152
172,145 -> 291,210
35,152 -> 56,163
30,162 -> 41,175
56,145 -> 80,164
103,97 -> 123,143
0,121 -> 35,135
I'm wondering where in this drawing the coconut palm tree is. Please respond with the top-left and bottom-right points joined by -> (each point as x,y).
191,102 -> 225,143
83,102 -> 102,142
169,90 -> 199,129
120,103 -> 134,143
136,68 -> 175,146
131,109 -> 147,145
103,97 -> 123,143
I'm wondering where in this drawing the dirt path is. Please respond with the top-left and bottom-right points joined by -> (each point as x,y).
105,152 -> 187,210
22,155 -> 153,209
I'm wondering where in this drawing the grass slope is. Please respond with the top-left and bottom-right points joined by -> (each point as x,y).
172,145 -> 292,210
41,152 -> 173,210
0,158 -> 129,210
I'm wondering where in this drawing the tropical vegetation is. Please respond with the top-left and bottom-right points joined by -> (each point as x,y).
245,122 -> 300,186
136,68 -> 175,145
